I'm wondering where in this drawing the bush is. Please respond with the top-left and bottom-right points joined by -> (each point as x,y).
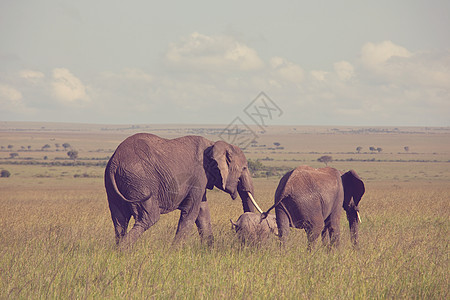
248,159 -> 264,173
1,170 -> 11,178
67,150 -> 78,160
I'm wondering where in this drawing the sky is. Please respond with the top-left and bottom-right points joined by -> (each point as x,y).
0,0 -> 449,126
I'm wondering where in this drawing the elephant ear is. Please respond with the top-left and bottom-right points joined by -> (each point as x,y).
342,170 -> 365,208
205,141 -> 231,191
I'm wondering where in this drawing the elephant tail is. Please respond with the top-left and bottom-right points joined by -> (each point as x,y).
106,164 -> 150,203
261,204 -> 276,220
261,197 -> 285,220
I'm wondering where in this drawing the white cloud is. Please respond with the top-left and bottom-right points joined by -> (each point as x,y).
310,70 -> 329,81
333,61 -> 354,81
358,41 -> 450,93
270,56 -> 304,84
0,83 -> 32,116
361,40 -> 412,69
0,84 -> 22,102
1,37 -> 448,126
391,51 -> 450,89
166,32 -> 264,71
51,68 -> 89,102
19,70 -> 45,80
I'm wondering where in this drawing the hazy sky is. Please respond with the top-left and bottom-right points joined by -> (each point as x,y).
1,0 -> 449,126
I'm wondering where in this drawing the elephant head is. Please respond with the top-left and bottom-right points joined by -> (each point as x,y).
341,170 -> 365,245
230,212 -> 278,245
204,141 -> 262,213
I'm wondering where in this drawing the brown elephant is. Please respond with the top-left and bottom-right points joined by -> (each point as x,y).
231,212 -> 278,245
263,166 -> 365,249
105,133 -> 263,248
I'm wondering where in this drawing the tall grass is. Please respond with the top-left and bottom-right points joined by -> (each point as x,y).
1,179 -> 448,299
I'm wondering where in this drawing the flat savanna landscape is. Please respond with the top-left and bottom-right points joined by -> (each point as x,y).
1,122 -> 449,298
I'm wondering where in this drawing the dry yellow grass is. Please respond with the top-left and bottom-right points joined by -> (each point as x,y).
0,122 -> 449,298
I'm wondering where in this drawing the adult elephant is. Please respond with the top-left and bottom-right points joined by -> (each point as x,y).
262,166 -> 365,249
105,133 -> 263,248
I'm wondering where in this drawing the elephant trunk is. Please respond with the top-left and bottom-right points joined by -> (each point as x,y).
238,188 -> 263,214
237,169 -> 263,213
346,208 -> 360,246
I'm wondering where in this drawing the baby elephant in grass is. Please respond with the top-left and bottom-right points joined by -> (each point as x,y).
231,212 -> 278,245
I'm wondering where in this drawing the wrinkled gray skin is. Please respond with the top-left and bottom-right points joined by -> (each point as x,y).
231,212 -> 278,245
263,166 -> 365,250
105,133 -> 260,248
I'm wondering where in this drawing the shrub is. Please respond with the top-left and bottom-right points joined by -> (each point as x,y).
67,150 -> 78,160
248,159 -> 264,173
1,170 -> 11,177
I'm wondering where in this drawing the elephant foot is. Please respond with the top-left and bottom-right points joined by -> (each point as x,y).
117,239 -> 134,251
201,235 -> 214,247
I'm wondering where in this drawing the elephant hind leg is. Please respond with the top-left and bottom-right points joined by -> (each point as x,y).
108,199 -> 132,245
328,221 -> 341,248
275,205 -> 290,242
119,198 -> 160,249
326,212 -> 342,248
305,218 -> 324,251
321,226 -> 330,245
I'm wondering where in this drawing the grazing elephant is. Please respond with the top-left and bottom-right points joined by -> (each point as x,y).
262,166 -> 365,249
105,133 -> 263,248
230,212 -> 278,245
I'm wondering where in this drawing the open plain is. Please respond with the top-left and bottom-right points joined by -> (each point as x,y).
1,122 -> 449,298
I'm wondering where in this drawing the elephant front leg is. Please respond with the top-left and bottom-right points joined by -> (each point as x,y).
195,199 -> 214,246
173,195 -> 202,245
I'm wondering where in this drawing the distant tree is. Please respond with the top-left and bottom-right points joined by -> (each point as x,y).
1,170 -> 11,178
67,150 -> 78,160
9,152 -> 19,159
376,147 -> 383,153
369,146 -> 376,152
356,146 -> 363,153
274,142 -> 281,147
27,145 -> 32,150
404,146 -> 409,152
317,155 -> 333,166
42,144 -> 51,151
62,143 -> 71,150
248,159 -> 264,173
55,143 -> 60,149
7,145 -> 13,150
43,156 -> 48,160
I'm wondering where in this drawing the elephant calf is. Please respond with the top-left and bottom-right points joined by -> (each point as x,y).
231,212 -> 278,245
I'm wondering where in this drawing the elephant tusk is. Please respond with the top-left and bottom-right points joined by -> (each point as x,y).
357,211 -> 362,223
248,192 -> 263,214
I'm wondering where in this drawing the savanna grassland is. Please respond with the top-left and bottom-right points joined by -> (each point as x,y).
1,122 -> 449,299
